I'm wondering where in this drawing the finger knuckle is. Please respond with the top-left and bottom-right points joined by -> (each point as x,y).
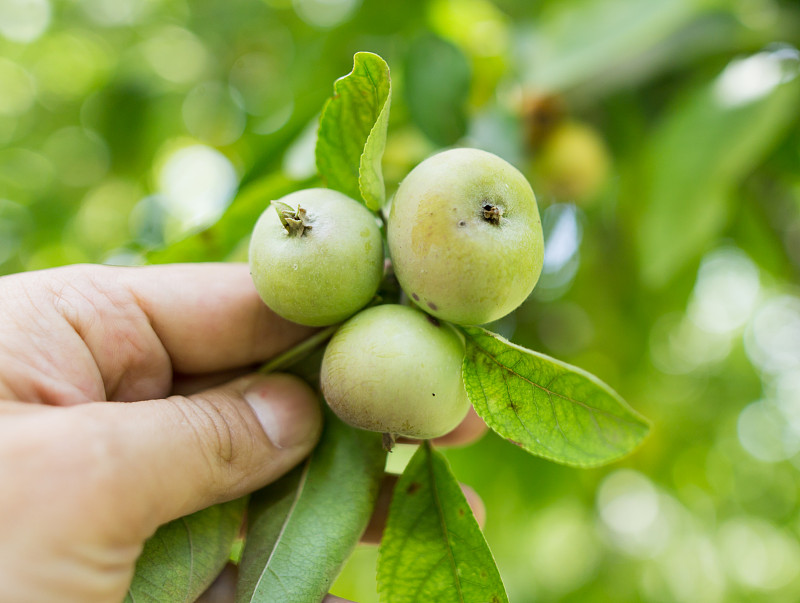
166,394 -> 255,474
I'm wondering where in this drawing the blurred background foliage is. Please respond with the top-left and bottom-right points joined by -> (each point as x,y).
2,0 -> 800,600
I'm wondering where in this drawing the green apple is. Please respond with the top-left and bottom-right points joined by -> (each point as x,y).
320,304 -> 470,439
387,148 -> 544,325
534,120 -> 610,205
249,188 -> 383,326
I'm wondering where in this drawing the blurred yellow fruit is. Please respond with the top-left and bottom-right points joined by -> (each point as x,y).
534,121 -> 611,204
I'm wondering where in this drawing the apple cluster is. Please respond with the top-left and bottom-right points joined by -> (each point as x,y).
249,148 -> 544,439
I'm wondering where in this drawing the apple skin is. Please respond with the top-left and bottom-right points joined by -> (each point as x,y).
320,304 -> 470,439
387,148 -> 544,326
249,188 -> 383,327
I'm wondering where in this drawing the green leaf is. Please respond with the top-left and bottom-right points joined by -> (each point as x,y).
404,34 -> 471,146
638,52 -> 800,287
519,0 -> 708,92
125,498 -> 246,603
147,174 -> 316,264
315,52 -> 391,211
236,413 -> 386,603
462,327 -> 649,468
377,442 -> 508,603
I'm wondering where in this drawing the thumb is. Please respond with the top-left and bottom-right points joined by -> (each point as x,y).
73,373 -> 322,538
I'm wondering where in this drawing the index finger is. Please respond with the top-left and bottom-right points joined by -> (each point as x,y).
1,263 -> 316,404
117,263 -> 316,374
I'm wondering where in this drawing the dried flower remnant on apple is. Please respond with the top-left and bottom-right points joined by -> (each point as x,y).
249,188 -> 383,327
274,202 -> 313,236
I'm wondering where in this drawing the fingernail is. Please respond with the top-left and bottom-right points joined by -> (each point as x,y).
244,375 -> 321,449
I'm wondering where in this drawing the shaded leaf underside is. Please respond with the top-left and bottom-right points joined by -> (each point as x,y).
236,413 -> 386,603
125,497 -> 246,603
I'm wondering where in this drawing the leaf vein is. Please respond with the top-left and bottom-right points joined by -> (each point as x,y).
427,443 -> 466,603
468,334 -> 639,427
180,516 -> 194,603
249,455 -> 313,599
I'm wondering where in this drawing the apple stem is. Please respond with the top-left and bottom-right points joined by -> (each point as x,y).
382,432 -> 397,452
274,201 -> 312,236
258,323 -> 339,375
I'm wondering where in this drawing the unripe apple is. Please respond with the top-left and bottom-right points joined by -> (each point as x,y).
387,148 -> 544,325
320,304 -> 470,439
534,120 -> 610,205
249,188 -> 383,326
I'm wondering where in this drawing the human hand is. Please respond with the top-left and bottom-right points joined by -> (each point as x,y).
0,263 -> 486,603
0,263 -> 324,602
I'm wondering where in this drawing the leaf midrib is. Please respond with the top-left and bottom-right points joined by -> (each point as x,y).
248,456 -> 313,599
181,516 -> 194,603
426,443 -> 465,603
465,329 -> 645,428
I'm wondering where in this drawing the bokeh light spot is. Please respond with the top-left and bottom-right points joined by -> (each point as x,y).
654,534 -> 725,603
737,399 -> 800,462
229,51 -> 294,118
182,82 -> 246,146
141,26 -> 208,85
0,147 -> 54,197
0,0 -> 51,43
0,199 -> 32,265
292,0 -> 360,29
687,247 -> 760,334
745,294 -> 800,375
534,203 -> 582,300
156,144 -> 238,233
0,59 -> 36,116
718,517 -> 800,590
598,470 -> 659,535
525,501 -> 599,595
714,47 -> 800,107
429,0 -> 509,58
33,32 -> 112,104
80,0 -> 150,27
282,117 -> 319,180
42,127 -> 109,188
69,179 -> 142,253
597,470 -> 672,558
